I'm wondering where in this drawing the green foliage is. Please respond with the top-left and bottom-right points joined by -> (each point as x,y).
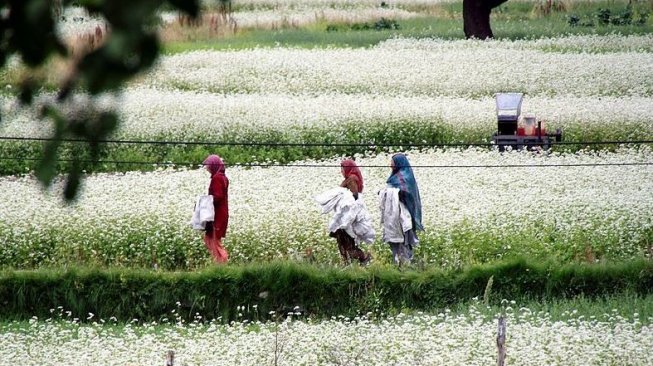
0,0 -> 66,67
326,18 -> 400,32
569,3 -> 650,27
0,0 -> 200,200
0,259 -> 651,322
597,8 -> 612,25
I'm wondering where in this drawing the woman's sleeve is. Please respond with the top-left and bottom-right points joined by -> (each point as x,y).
209,176 -> 226,202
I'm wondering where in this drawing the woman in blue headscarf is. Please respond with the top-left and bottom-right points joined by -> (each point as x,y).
385,153 -> 423,264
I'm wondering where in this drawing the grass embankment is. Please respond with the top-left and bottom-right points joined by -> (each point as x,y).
1,259 -> 652,322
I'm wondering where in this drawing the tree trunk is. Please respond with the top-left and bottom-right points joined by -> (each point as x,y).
463,0 -> 508,39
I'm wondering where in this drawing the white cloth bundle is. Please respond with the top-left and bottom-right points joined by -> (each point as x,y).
378,187 -> 412,243
190,195 -> 214,230
315,187 -> 375,244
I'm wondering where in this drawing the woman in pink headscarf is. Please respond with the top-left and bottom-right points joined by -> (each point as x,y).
330,159 -> 371,265
203,154 -> 229,263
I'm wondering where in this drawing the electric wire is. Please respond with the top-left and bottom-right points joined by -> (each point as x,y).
0,156 -> 651,169
1,136 -> 652,148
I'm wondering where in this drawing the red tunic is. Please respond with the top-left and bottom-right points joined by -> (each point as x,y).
208,173 -> 229,238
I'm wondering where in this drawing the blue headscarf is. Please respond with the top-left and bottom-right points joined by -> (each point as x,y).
386,153 -> 423,231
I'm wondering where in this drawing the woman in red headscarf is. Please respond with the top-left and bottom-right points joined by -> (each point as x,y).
203,154 -> 229,263
330,159 -> 371,265
340,159 -> 364,200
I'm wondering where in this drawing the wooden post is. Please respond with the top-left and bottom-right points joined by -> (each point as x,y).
165,350 -> 175,366
497,316 -> 506,366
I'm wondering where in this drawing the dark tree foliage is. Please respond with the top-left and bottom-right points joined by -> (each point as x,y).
463,0 -> 509,39
0,0 -> 199,200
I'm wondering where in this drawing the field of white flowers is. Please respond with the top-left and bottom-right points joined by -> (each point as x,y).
3,89 -> 653,142
2,2 -> 653,364
0,147 -> 650,268
1,306 -> 651,366
2,35 -> 652,144
144,37 -> 653,97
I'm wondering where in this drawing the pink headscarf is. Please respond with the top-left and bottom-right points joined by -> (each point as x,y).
341,159 -> 364,193
203,154 -> 225,176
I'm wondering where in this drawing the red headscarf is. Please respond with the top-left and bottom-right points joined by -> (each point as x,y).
341,159 -> 364,193
203,154 -> 225,176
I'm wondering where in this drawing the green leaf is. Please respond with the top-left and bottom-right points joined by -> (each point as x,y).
64,162 -> 82,202
137,33 -> 160,69
167,0 -> 200,18
19,80 -> 34,105
1,0 -> 202,200
103,31 -> 130,60
35,106 -> 66,187
35,140 -> 60,186
8,0 -> 66,66
79,33 -> 160,93
95,112 -> 118,138
25,0 -> 50,23
0,48 -> 7,70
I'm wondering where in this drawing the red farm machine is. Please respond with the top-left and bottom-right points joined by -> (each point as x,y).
492,93 -> 562,151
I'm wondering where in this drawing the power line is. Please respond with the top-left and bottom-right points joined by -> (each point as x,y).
1,136 -> 653,148
0,156 -> 651,169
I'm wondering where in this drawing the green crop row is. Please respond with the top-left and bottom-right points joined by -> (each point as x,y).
1,217 -> 651,271
1,119 -> 649,176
